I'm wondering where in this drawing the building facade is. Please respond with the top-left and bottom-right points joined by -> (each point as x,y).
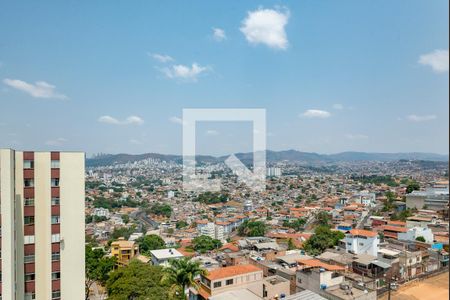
0,149 -> 85,300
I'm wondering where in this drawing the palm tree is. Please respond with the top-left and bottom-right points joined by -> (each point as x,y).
161,257 -> 207,299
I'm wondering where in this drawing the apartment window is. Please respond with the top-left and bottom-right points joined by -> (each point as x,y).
213,281 -> 222,288
51,215 -> 61,224
24,216 -> 35,225
24,198 -> 35,206
24,293 -> 36,300
51,290 -> 61,299
51,272 -> 61,280
24,254 -> 35,263
52,252 -> 60,261
24,179 -> 34,187
24,160 -> 34,169
25,273 -> 35,281
51,160 -> 60,169
51,178 -> 60,187
51,197 -> 60,205
226,279 -> 234,285
24,235 -> 35,245
51,234 -> 60,243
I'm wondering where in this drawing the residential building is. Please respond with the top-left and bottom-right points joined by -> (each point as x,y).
344,229 -> 379,256
111,238 -> 139,266
0,149 -> 85,300
398,226 -> 434,243
150,248 -> 184,266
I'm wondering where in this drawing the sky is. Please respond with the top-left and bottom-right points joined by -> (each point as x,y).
0,1 -> 448,156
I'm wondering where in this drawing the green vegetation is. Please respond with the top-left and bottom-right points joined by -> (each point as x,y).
416,236 -> 426,242
238,220 -> 267,237
302,226 -> 345,256
287,238 -> 297,250
85,246 -> 116,300
352,175 -> 399,187
148,203 -> 172,218
406,181 -> 420,193
137,234 -> 166,255
176,220 -> 189,229
161,258 -> 207,299
193,192 -> 228,204
283,218 -> 306,231
315,211 -> 331,227
191,235 -> 222,253
121,214 -> 130,224
93,196 -> 139,209
391,209 -> 414,221
106,260 -> 170,300
109,225 -> 137,241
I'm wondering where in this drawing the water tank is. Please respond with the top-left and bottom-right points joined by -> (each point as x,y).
320,284 -> 327,290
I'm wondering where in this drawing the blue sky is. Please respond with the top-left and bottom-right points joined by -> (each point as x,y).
0,1 -> 448,156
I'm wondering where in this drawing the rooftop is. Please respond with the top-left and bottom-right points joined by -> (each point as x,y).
205,264 -> 262,280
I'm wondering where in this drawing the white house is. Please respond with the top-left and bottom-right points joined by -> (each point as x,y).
398,226 -> 434,243
92,207 -> 110,219
150,248 -> 184,266
344,229 -> 379,257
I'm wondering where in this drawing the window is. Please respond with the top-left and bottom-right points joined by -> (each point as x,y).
52,252 -> 60,261
24,254 -> 35,263
24,216 -> 35,225
24,216 -> 36,225
25,273 -> 35,281
226,279 -> 234,285
51,197 -> 60,205
24,293 -> 36,300
24,179 -> 34,187
51,272 -> 61,280
51,178 -> 60,187
51,215 -> 60,224
24,198 -> 35,206
51,234 -> 60,243
213,281 -> 222,288
51,290 -> 61,299
24,235 -> 35,245
24,160 -> 34,169
51,160 -> 60,169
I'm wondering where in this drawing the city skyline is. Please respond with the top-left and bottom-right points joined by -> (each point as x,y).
0,1 -> 449,156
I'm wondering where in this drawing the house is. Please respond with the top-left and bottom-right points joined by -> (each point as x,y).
111,238 -> 139,266
190,264 -> 264,299
344,229 -> 379,256
398,226 -> 434,243
149,248 -> 184,266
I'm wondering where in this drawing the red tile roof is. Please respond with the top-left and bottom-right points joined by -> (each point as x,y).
348,229 -> 377,238
205,264 -> 262,280
298,259 -> 345,271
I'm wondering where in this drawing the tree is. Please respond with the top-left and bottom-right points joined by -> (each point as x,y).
238,220 -> 267,237
176,220 -> 188,229
148,203 -> 172,218
315,211 -> 331,227
283,218 -> 306,231
406,181 -> 420,194
192,235 -> 222,253
85,246 -> 116,300
416,236 -> 426,242
287,238 -> 297,250
161,258 -> 207,299
137,234 -> 166,255
121,214 -> 130,224
302,226 -> 345,256
106,260 -> 170,300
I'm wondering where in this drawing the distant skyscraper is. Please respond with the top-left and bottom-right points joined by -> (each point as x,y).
0,149 -> 85,300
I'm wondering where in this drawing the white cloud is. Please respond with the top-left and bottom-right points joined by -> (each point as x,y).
45,138 -> 68,146
212,28 -> 227,41
301,109 -> 331,119
149,53 -> 174,63
206,130 -> 219,136
3,78 -> 68,100
98,115 -> 144,125
406,114 -> 437,122
169,116 -> 186,125
160,63 -> 209,81
418,49 -> 449,73
129,139 -> 143,145
240,7 -> 290,50
345,134 -> 369,140
333,104 -> 344,110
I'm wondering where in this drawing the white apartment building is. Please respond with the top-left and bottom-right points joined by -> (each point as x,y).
92,207 -> 110,219
398,226 -> 434,243
0,149 -> 85,300
344,229 -> 379,257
